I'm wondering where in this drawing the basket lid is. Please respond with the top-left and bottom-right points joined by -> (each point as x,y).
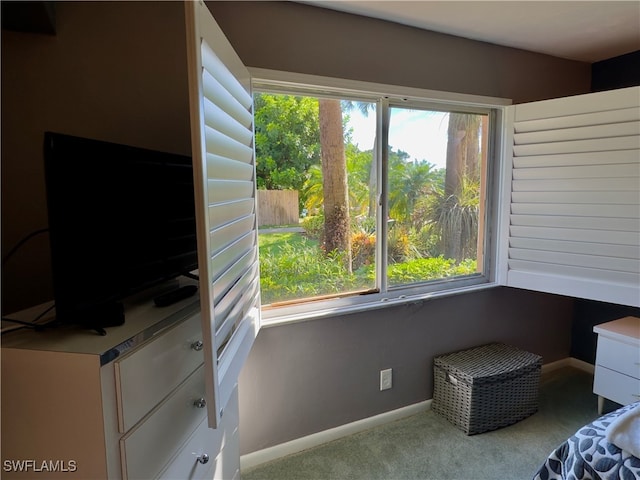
434,343 -> 541,384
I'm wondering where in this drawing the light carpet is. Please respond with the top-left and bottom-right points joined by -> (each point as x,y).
241,367 -> 605,480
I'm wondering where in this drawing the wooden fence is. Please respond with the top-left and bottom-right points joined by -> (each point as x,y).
257,190 -> 299,227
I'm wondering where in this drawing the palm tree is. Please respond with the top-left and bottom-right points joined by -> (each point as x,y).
388,153 -> 438,225
441,112 -> 482,261
318,98 -> 352,272
427,176 -> 480,262
445,113 -> 481,197
301,164 -> 324,214
342,100 -> 377,218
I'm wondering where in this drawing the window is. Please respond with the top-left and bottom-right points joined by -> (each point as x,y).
386,106 -> 490,288
252,73 -> 507,322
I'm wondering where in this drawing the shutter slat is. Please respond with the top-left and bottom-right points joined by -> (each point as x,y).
513,135 -> 639,157
513,86 -> 640,122
513,149 -> 639,169
214,262 -> 259,327
509,225 -> 639,246
514,107 -> 640,133
512,163 -> 639,180
511,190 -> 640,205
209,199 -> 254,228
207,179 -> 254,204
211,232 -> 255,282
202,69 -> 252,128
514,121 -> 639,145
510,214 -> 639,232
204,97 -> 253,147
212,249 -> 257,305
511,203 -> 639,219
509,237 -> 640,260
201,40 -> 252,110
210,215 -> 255,256
206,153 -> 254,182
512,177 -> 639,192
205,125 -> 253,164
215,277 -> 260,351
507,259 -> 639,285
509,248 -> 639,273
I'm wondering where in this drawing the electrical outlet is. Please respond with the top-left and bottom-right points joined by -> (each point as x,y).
380,368 -> 392,391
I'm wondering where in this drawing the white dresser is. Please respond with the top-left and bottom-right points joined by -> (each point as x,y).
593,316 -> 640,414
1,283 -> 240,480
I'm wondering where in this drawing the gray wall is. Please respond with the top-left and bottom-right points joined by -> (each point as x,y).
2,0 -> 589,459
207,1 -> 591,104
239,287 -> 573,453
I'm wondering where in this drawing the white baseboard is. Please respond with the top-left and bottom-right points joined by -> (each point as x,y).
542,357 -> 594,375
240,357 -> 594,471
240,399 -> 431,471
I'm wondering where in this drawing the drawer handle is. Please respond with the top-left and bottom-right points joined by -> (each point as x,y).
191,340 -> 204,352
197,454 -> 210,465
193,398 -> 207,408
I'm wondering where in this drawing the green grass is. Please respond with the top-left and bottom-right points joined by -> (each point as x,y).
258,231 -> 369,304
258,231 -> 477,305
259,232 -> 316,256
258,223 -> 301,230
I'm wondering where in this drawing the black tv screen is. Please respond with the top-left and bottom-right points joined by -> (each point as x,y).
43,132 -> 198,328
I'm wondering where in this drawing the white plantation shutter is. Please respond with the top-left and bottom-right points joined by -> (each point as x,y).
185,0 -> 261,428
500,86 -> 640,307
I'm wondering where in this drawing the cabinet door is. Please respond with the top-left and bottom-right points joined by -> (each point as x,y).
498,86 -> 640,307
185,0 -> 261,428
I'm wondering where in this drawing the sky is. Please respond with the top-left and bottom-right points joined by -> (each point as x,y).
345,107 -> 450,169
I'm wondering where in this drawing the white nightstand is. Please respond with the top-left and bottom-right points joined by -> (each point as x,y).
593,316 -> 640,414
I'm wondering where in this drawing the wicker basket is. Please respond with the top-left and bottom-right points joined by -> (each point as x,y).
432,343 -> 542,435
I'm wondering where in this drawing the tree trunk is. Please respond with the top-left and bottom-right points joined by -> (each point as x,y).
318,98 -> 351,272
444,112 -> 467,197
444,113 -> 480,261
368,133 -> 377,218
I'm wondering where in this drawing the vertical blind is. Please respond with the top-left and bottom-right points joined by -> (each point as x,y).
502,86 -> 640,307
185,0 -> 261,428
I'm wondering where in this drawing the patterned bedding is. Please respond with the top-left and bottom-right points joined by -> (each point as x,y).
533,402 -> 640,480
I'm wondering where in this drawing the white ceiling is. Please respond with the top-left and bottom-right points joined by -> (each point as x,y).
302,1 -> 640,63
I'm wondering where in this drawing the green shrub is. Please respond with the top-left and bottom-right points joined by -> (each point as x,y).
407,225 -> 441,258
387,225 -> 411,263
301,214 -> 324,240
351,231 -> 376,270
352,215 -> 376,235
386,257 -> 477,284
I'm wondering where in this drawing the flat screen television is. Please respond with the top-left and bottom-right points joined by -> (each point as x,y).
43,131 -> 198,329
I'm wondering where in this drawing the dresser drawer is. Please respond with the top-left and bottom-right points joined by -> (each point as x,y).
158,387 -> 240,480
594,366 -> 640,407
120,365 -> 208,480
595,336 -> 640,379
157,418 -> 218,480
115,312 -> 204,432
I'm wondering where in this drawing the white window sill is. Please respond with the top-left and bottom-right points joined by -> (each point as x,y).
260,281 -> 500,328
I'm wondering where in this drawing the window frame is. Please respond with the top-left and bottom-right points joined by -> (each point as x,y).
251,68 -> 512,326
